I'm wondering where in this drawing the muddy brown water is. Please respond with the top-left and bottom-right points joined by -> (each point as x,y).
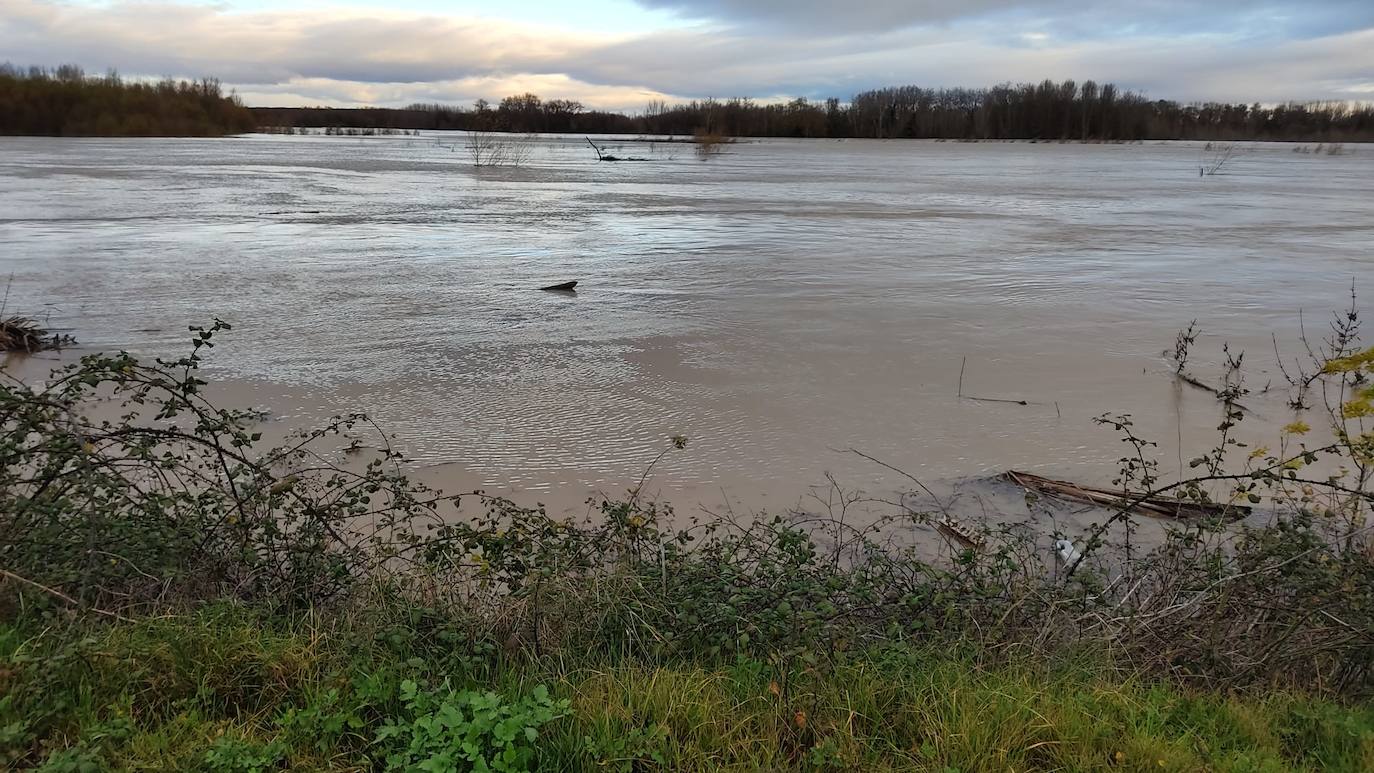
2,134 -> 1371,522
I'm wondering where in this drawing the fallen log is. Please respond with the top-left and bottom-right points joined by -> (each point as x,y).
586,137 -> 647,162
1175,371 -> 1253,414
1004,469 -> 1249,522
1177,372 -> 1216,394
966,396 -> 1029,406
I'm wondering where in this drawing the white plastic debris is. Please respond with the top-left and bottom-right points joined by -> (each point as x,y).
1054,538 -> 1083,570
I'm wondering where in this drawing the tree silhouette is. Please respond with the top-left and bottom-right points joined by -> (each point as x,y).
0,64 -> 255,137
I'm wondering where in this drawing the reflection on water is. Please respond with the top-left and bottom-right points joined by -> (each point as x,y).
1,134 -> 1371,510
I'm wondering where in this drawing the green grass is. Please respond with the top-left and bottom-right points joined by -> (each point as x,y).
3,603 -> 1372,771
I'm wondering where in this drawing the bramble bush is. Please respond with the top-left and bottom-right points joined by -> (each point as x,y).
0,302 -> 1371,754
4,320 -> 1374,680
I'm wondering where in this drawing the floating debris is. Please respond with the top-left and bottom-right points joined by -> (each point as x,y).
0,316 -> 75,352
586,137 -> 647,162
1005,470 -> 1249,521
1054,538 -> 1083,569
935,515 -> 985,551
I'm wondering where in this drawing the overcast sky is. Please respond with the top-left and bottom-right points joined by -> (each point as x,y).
2,0 -> 1371,109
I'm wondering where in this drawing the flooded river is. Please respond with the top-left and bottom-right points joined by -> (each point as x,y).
2,134 -> 1371,514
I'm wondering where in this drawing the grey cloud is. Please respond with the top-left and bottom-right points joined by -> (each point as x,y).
634,0 -> 1374,36
1,0 -> 1370,109
0,0 -> 588,85
565,22 -> 1374,103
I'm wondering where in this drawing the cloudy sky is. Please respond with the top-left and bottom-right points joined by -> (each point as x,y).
2,0 -> 1372,109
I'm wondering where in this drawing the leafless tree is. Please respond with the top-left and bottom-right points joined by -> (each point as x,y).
467,130 -> 533,168
1200,141 -> 1238,176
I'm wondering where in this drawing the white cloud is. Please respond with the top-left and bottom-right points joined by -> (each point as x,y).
238,73 -> 681,110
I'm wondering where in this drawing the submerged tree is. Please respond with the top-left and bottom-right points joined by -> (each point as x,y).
466,129 -> 533,167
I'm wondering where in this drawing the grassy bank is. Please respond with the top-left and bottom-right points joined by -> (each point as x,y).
3,320 -> 1373,769
4,603 -> 1373,771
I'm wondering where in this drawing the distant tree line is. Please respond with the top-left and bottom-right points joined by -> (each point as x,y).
255,80 -> 1374,142
252,94 -> 626,136
0,64 -> 255,137
4,65 -> 1368,141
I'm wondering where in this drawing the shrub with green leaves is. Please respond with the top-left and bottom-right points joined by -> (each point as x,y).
375,681 -> 569,772
202,736 -> 285,773
0,320 -> 448,610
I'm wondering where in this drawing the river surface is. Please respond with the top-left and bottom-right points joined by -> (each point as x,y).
2,133 -> 1371,514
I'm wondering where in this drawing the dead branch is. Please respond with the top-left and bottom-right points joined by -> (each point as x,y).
1004,469 -> 1249,521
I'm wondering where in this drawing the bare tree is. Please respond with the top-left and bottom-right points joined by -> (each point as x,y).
693,128 -> 727,161
1200,141 -> 1238,176
467,130 -> 532,168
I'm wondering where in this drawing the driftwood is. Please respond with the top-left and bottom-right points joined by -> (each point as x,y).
1177,372 -> 1215,394
1004,470 -> 1249,522
966,396 -> 1029,406
539,281 -> 577,292
957,356 -> 1031,405
934,516 -> 984,551
1175,371 -> 1254,414
586,137 -> 646,162
586,138 -> 618,161
1,316 -> 74,352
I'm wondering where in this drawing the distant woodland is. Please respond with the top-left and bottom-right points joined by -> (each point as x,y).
256,80 -> 1374,142
0,65 -> 255,136
2,64 -> 1370,142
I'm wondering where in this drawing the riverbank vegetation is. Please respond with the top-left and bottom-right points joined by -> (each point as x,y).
253,80 -> 1374,142
0,64 -> 255,137
6,607 -> 1373,771
2,313 -> 1372,769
